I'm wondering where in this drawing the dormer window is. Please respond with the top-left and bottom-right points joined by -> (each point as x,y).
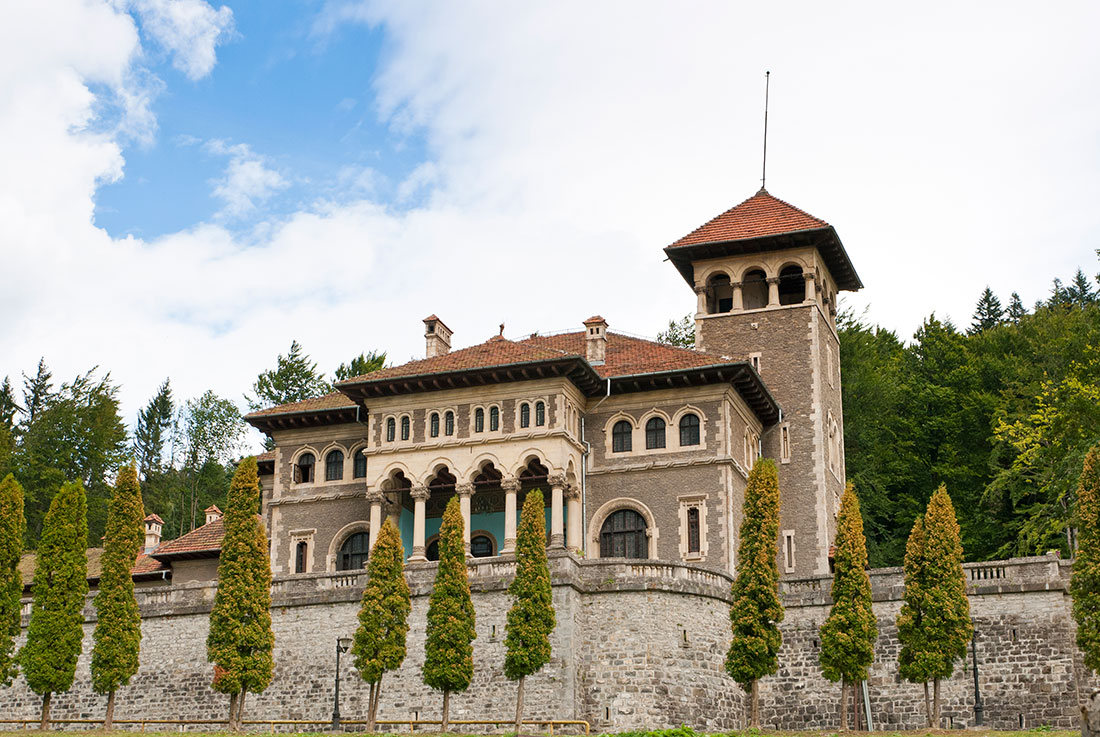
430,412 -> 440,438
386,417 -> 396,443
535,401 -> 545,427
520,403 -> 530,428
295,453 -> 315,483
475,407 -> 485,433
445,411 -> 455,436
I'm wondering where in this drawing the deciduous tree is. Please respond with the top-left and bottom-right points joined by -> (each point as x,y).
1071,444 -> 1100,675
0,474 -> 25,687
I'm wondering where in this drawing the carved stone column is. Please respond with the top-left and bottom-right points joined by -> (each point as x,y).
502,478 -> 519,553
803,271 -> 817,304
456,482 -> 474,557
366,488 -> 385,549
409,485 -> 429,561
548,473 -> 566,548
565,483 -> 582,552
767,276 -> 780,307
731,281 -> 744,311
693,284 -> 707,315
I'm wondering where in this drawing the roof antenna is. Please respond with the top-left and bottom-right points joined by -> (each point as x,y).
499,323 -> 505,337
761,70 -> 770,193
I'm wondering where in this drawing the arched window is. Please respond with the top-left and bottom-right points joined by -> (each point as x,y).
679,414 -> 700,446
742,269 -> 768,310
430,412 -> 440,438
294,540 -> 308,573
295,453 -> 314,483
400,416 -> 410,441
471,535 -> 494,558
338,532 -> 370,570
353,450 -> 367,478
444,411 -> 455,436
645,417 -> 666,449
612,420 -> 632,453
600,509 -> 648,559
325,450 -> 344,481
535,401 -> 545,426
489,406 -> 500,431
520,403 -> 530,428
707,272 -> 733,314
386,418 -> 396,443
778,265 -> 806,305
474,407 -> 485,433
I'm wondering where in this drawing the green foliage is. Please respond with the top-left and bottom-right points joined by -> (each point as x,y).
0,474 -> 26,687
504,488 -> 555,681
92,462 -> 145,695
725,458 -> 784,689
353,519 -> 411,684
970,287 -> 1004,334
134,379 -> 174,479
656,314 -> 695,348
334,351 -> 387,382
819,483 -> 876,683
21,358 -> 52,425
1007,292 -> 1027,323
1071,444 -> 1100,675
897,487 -> 972,683
21,481 -> 89,696
247,340 -> 330,411
423,497 -> 476,694
206,457 -> 274,696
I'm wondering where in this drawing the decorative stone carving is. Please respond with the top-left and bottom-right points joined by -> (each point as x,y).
501,477 -> 520,493
365,489 -> 385,504
410,484 -> 430,501
456,482 -> 475,497
564,483 -> 580,500
547,472 -> 566,488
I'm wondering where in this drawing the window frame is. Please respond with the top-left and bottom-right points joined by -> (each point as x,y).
400,415 -> 410,441
599,509 -> 648,559
324,449 -> 344,481
611,420 -> 633,453
489,405 -> 500,432
337,532 -> 371,571
385,417 -> 396,443
444,410 -> 455,436
294,540 -> 309,573
430,412 -> 440,438
353,450 -> 367,478
474,407 -> 485,433
520,402 -> 530,428
679,413 -> 700,447
535,401 -> 545,427
295,452 -> 315,484
645,417 -> 666,450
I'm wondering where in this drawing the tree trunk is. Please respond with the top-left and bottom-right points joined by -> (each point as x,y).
368,675 -> 383,733
750,680 -> 759,728
39,692 -> 51,731
840,678 -> 849,731
933,677 -> 941,728
442,689 -> 450,733
237,689 -> 247,731
923,681 -> 932,728
515,675 -> 526,736
105,690 -> 117,730
228,691 -> 240,732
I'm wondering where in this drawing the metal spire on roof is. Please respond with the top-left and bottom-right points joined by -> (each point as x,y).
761,70 -> 770,193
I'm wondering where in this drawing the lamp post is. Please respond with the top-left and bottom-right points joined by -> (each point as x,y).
332,636 -> 353,729
971,630 -> 983,727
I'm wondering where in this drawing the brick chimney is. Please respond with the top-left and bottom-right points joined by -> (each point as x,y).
144,514 -> 164,553
583,316 -> 608,365
424,315 -> 452,358
204,505 -> 223,526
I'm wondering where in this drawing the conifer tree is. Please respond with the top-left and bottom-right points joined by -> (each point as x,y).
505,488 -> 556,735
0,474 -> 26,688
91,462 -> 145,728
423,496 -> 476,731
1006,292 -> 1027,323
21,358 -> 53,426
819,483 -> 877,729
21,481 -> 88,729
725,458 -> 784,727
1071,444 -> 1100,675
970,287 -> 1004,334
897,487 -> 972,727
247,340 -> 330,411
353,519 -> 411,732
206,457 -> 273,731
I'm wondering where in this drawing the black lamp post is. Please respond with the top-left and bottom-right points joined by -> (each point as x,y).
332,636 -> 352,729
971,630 -> 983,727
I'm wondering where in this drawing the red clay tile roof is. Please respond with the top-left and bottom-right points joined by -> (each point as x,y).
520,332 -> 731,378
337,339 -> 573,384
145,513 -> 164,524
245,391 -> 356,418
20,548 -> 167,586
668,189 -> 830,249
152,518 -> 225,559
256,450 -> 275,462
132,553 -> 170,576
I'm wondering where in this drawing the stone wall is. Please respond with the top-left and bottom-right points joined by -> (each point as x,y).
4,553 -> 1093,732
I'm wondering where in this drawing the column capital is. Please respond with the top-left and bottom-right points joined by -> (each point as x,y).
456,482 -> 474,498
802,271 -> 817,281
410,484 -> 430,501
693,284 -> 707,295
547,472 -> 566,488
730,280 -> 744,289
564,483 -> 581,500
766,276 -> 781,285
365,489 -> 385,504
502,477 -> 520,493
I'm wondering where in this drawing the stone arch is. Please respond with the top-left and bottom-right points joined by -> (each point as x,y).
463,451 -> 505,482
510,449 -> 552,478
671,404 -> 707,447
778,263 -> 807,305
327,520 -> 372,571
588,497 -> 658,559
741,266 -> 769,310
371,460 -> 414,490
704,269 -> 734,314
318,441 -> 349,482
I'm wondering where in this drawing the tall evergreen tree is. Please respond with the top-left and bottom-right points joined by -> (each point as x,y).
21,358 -> 53,426
1067,268 -> 1099,307
1071,444 -> 1100,675
21,481 -> 88,729
970,287 -> 1004,334
423,497 -> 476,731
134,379 -> 174,479
247,340 -> 330,411
897,487 -> 972,727
505,488 -> 556,735
334,351 -> 387,382
725,458 -> 784,727
0,377 -> 18,428
206,457 -> 273,731
0,474 -> 26,687
1006,292 -> 1027,323
91,462 -> 145,728
819,483 -> 877,729
352,519 -> 411,732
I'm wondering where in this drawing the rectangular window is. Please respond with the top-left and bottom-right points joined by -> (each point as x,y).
295,540 -> 308,573
749,352 -> 762,372
783,530 -> 795,573
353,451 -> 367,478
687,507 -> 700,554
780,424 -> 791,464
489,406 -> 499,431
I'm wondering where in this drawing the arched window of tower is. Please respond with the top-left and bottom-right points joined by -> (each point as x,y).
778,265 -> 806,305
742,269 -> 768,310
706,273 -> 732,314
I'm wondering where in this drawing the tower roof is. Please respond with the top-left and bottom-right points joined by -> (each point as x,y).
664,189 -> 862,291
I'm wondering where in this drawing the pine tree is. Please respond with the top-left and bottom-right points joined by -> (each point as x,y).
353,519 -> 411,732
91,462 -> 145,728
334,351 -> 387,382
247,340 -> 330,411
725,457 -> 784,727
0,377 -> 18,428
897,487 -> 972,727
505,488 -> 556,735
1006,292 -> 1027,323
21,358 -> 52,426
423,496 -> 476,731
206,457 -> 273,731
819,483 -> 877,730
21,481 -> 88,729
0,474 -> 26,688
1071,444 -> 1100,675
970,287 -> 1004,334
1067,268 -> 1099,307
134,379 -> 174,479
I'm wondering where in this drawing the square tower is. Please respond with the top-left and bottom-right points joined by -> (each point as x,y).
665,189 -> 862,577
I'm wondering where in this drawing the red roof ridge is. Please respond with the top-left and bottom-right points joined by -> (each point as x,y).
668,189 -> 830,249
244,390 -> 356,419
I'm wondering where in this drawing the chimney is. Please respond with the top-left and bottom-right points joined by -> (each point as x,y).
424,315 -> 453,358
583,316 -> 608,365
204,505 -> 223,526
144,514 -> 164,553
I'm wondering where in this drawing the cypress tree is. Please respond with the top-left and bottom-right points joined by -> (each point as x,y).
422,496 -> 476,731
91,462 -> 145,728
725,457 -> 784,727
21,481 -> 88,729
819,483 -> 877,729
352,519 -> 411,732
1071,444 -> 1100,675
897,486 -> 972,727
505,488 -> 556,735
0,474 -> 26,688
206,457 -> 273,731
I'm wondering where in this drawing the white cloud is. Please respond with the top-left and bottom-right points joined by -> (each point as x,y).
205,141 -> 290,218
127,0 -> 234,81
